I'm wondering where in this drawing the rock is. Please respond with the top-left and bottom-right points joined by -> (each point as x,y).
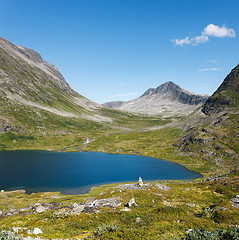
71,205 -> 85,215
127,198 -> 137,207
218,206 -> 229,211
1,190 -> 4,193
121,207 -> 131,212
184,188 -> 190,191
116,183 -> 151,190
73,203 -> 78,208
155,183 -> 171,191
138,177 -> 143,187
88,198 -> 121,209
33,228 -> 42,235
78,198 -> 122,214
36,205 -> 47,213
186,229 -> 193,234
12,227 -> 21,233
136,217 -> 141,223
230,197 -> 239,208
186,203 -> 195,207
26,230 -> 32,234
53,209 -> 70,218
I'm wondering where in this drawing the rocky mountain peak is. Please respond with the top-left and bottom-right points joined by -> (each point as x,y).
141,81 -> 208,105
202,64 -> 239,115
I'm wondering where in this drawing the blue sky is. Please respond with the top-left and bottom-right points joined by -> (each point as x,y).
0,0 -> 238,103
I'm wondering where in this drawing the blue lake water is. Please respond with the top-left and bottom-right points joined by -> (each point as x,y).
0,151 -> 202,194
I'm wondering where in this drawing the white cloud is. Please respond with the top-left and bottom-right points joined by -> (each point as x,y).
203,24 -> 236,38
198,68 -> 221,72
171,37 -> 191,46
110,93 -> 138,98
192,34 -> 209,46
172,24 -> 236,46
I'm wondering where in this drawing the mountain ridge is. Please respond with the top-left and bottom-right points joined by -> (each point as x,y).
103,81 -> 209,116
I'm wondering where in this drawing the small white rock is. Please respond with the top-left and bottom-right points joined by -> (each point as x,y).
27,230 -> 33,234
136,217 -> 141,223
1,190 -> 4,193
127,198 -> 137,207
73,203 -> 78,208
186,203 -> 195,207
33,228 -> 43,235
186,229 -> 193,234
12,227 -> 21,233
36,205 -> 47,213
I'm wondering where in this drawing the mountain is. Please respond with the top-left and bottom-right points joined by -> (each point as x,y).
0,36 -> 121,142
0,36 -> 176,151
175,65 -> 239,173
0,36 -> 108,120
202,64 -> 239,115
103,81 -> 208,116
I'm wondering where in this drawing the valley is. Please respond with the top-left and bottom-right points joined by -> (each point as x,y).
0,36 -> 238,239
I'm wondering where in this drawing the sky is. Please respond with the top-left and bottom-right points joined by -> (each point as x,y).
0,0 -> 238,103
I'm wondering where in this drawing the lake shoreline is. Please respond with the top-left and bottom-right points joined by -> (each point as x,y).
0,150 -> 203,195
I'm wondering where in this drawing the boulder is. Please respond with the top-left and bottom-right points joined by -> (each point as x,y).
155,183 -> 171,191
127,198 -> 137,207
136,217 -> 141,223
71,205 -> 85,215
36,205 -> 47,213
33,228 -> 42,235
230,197 -> 239,208
186,203 -> 196,207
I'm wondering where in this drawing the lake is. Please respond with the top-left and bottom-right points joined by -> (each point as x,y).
0,151 -> 202,194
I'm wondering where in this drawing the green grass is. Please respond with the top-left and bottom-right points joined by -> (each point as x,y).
0,177 -> 238,239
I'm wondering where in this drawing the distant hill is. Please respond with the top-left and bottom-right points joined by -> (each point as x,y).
103,81 -> 208,116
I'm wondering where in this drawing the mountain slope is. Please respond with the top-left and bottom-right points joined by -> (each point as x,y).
0,36 -> 112,123
103,81 -> 208,116
202,64 -> 239,115
175,65 -> 239,173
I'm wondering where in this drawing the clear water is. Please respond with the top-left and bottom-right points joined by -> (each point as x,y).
0,151 -> 202,194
